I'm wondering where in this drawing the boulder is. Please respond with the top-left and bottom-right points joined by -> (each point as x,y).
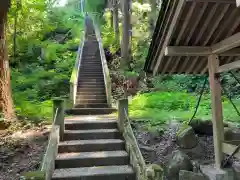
224,128 -> 240,145
177,125 -> 198,149
179,170 -> 207,180
165,150 -> 193,180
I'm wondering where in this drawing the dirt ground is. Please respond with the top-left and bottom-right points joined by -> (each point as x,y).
0,126 -> 49,180
134,120 -> 239,167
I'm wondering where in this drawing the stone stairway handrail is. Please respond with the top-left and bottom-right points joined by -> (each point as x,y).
20,99 -> 65,180
118,99 -> 164,180
93,22 -> 113,107
70,33 -> 85,107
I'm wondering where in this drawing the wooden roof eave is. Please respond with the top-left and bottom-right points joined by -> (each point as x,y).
145,0 -> 240,75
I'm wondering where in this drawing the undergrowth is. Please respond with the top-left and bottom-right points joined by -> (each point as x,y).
128,91 -> 240,128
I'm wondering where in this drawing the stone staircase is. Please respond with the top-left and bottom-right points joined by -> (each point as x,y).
52,118 -> 135,180
68,17 -> 115,115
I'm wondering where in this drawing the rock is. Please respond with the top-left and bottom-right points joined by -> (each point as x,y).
200,165 -> 234,180
177,125 -> 198,149
224,128 -> 240,145
233,162 -> 240,180
165,150 -> 193,180
140,145 -> 154,152
179,170 -> 207,180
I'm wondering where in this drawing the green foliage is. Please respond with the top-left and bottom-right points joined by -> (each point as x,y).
128,91 -> 240,128
7,0 -> 83,122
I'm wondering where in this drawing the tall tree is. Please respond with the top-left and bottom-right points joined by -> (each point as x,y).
112,0 -> 119,44
0,0 -> 16,120
121,0 -> 131,69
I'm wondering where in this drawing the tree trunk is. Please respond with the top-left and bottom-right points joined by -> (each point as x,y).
121,0 -> 131,69
113,0 -> 119,44
0,11 -> 16,121
149,0 -> 157,35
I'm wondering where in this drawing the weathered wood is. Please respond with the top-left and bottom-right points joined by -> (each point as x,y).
208,54 -> 224,168
218,60 -> 240,73
165,46 -> 211,56
212,32 -> 240,54
53,98 -> 65,140
222,143 -> 240,158
237,0 -> 240,7
165,46 -> 240,56
153,0 -> 186,75
41,126 -> 60,180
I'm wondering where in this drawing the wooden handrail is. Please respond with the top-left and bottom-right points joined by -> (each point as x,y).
118,99 -> 163,180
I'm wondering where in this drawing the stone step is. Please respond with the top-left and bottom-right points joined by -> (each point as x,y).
76,94 -> 106,100
77,84 -> 105,88
76,92 -> 105,96
76,88 -> 105,93
64,119 -> 117,130
79,73 -> 104,76
55,151 -> 129,169
80,66 -> 102,69
81,60 -> 101,63
63,129 -> 121,140
65,108 -> 116,115
58,139 -> 125,153
52,165 -> 135,180
75,99 -> 107,104
79,69 -> 103,74
77,81 -> 104,85
74,103 -> 109,108
80,68 -> 102,71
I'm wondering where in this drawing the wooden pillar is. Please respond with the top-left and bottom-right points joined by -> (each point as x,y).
118,99 -> 128,133
237,0 -> 240,7
208,54 -> 224,168
53,98 -> 65,141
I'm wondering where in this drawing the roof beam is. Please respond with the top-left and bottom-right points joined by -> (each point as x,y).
186,0 -> 236,3
165,46 -> 240,56
218,60 -> 240,73
165,46 -> 211,56
211,32 -> 240,54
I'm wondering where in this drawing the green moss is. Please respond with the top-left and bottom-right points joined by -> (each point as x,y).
21,171 -> 45,180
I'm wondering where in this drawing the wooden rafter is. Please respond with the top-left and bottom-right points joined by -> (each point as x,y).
153,0 -> 186,75
212,32 -> 240,54
186,0 -> 236,3
218,60 -> 240,73
165,46 -> 240,56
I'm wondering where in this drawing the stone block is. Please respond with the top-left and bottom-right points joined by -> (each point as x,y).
200,165 -> 234,180
233,162 -> 240,180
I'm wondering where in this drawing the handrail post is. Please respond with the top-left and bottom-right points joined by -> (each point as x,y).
53,98 -> 65,141
118,98 -> 128,133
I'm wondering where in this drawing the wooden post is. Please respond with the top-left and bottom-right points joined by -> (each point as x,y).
118,99 -> 128,133
53,98 -> 65,141
208,54 -> 224,168
237,0 -> 240,7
